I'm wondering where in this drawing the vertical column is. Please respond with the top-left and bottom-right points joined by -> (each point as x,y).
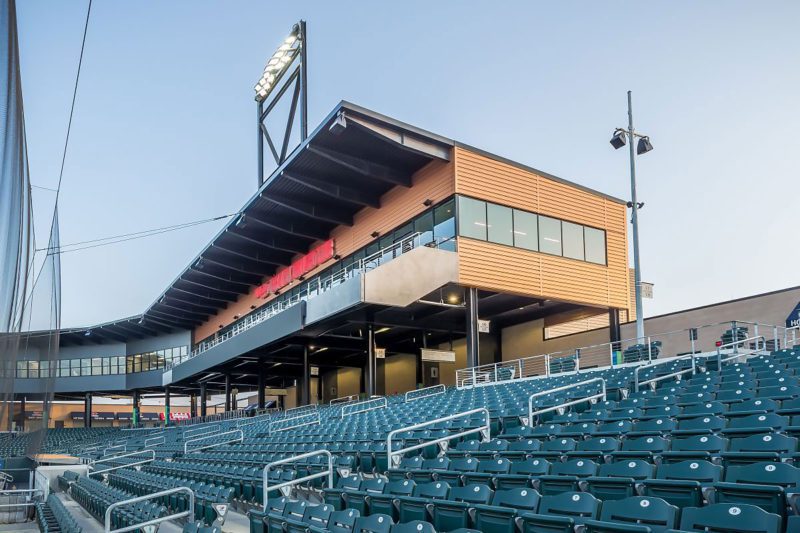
416,332 -> 426,388
257,369 -> 266,409
189,394 -> 197,419
465,287 -> 480,368
366,324 -> 376,397
609,308 -> 621,365
301,345 -> 310,406
164,386 -> 170,427
84,392 -> 92,428
7,395 -> 13,431
19,396 -> 25,432
132,391 -> 140,428
224,374 -> 232,412
200,383 -> 207,417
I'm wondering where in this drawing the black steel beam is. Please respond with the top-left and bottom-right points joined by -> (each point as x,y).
201,255 -> 273,278
163,295 -> 220,314
226,227 -> 312,255
246,211 -> 330,240
261,192 -> 353,226
188,265 -> 261,287
306,144 -> 412,187
170,286 -> 230,305
282,171 -> 381,208
154,302 -> 211,318
147,309 -> 202,327
210,243 -> 290,267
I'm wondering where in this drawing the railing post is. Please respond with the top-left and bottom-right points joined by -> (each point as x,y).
518,358 -> 523,379
647,337 -> 652,362
545,354 -> 550,377
471,366 -> 476,388
609,344 -> 614,367
773,326 -> 779,351
575,349 -> 581,373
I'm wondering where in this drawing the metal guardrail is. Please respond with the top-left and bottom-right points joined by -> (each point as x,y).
92,449 -> 156,466
785,326 -> 799,348
0,488 -> 42,509
284,404 -> 318,418
634,354 -> 697,390
0,471 -> 13,489
269,411 -> 321,434
183,424 -> 221,441
262,450 -> 333,507
527,377 -> 607,425
143,435 -> 165,448
330,394 -> 359,405
341,396 -> 387,418
387,408 -> 490,468
716,335 -> 766,368
104,486 -> 194,533
103,444 -> 126,455
404,384 -> 446,403
183,429 -> 243,454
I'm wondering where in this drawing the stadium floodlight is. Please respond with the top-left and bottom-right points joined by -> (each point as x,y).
637,136 -> 654,155
609,129 -> 627,149
254,24 -> 302,103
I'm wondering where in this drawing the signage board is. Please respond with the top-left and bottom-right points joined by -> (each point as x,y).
254,239 -> 335,298
641,282 -> 654,299
310,366 -> 319,376
421,348 -> 456,363
787,302 -> 800,328
478,319 -> 491,333
375,348 -> 386,359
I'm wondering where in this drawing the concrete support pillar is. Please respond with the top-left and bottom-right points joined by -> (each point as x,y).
132,391 -> 140,427
19,396 -> 25,432
366,324 -> 376,397
257,370 -> 266,409
189,394 -> 197,418
301,345 -> 311,406
84,392 -> 92,428
465,287 -> 480,368
224,374 -> 232,412
7,396 -> 13,432
609,308 -> 622,364
164,386 -> 171,427
200,383 -> 207,417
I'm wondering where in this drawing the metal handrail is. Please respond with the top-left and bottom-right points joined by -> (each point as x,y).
143,435 -> 165,448
405,384 -> 446,403
91,449 -> 155,467
104,486 -> 194,533
0,488 -> 42,509
716,335 -> 766,367
269,411 -> 321,434
284,404 -> 317,418
527,377 -> 607,424
785,326 -> 799,348
262,450 -> 333,507
387,408 -> 490,468
184,424 -> 220,440
89,457 -> 155,477
341,396 -> 387,418
634,354 -> 697,390
183,429 -> 243,454
330,394 -> 359,405
103,444 -> 126,454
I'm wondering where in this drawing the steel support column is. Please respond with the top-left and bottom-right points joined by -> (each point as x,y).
258,370 -> 266,409
465,287 -> 480,368
132,391 -> 140,427
84,392 -> 92,428
19,396 -> 25,432
301,345 -> 310,406
224,374 -> 232,412
200,383 -> 207,417
366,324 -> 376,397
164,386 -> 170,427
189,394 -> 197,419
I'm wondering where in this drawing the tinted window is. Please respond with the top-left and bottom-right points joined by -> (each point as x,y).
487,203 -> 513,245
585,227 -> 607,264
538,216 -> 562,255
457,196 -> 487,240
562,221 -> 585,260
513,209 -> 538,251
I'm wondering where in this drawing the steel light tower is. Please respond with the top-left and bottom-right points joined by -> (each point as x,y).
610,91 -> 653,343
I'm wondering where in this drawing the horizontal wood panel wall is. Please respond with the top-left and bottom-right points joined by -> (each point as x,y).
194,158 -> 455,341
454,147 -> 630,311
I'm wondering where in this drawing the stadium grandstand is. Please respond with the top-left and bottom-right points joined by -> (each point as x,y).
4,6 -> 800,533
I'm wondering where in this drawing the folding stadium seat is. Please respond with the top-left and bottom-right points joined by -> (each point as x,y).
307,508 -> 360,533
678,401 -> 726,419
595,420 -> 633,437
499,438 -> 541,461
518,491 -> 600,533
678,503 -> 781,533
283,503 -> 334,533
629,417 -> 676,436
644,395 -> 677,408
396,481 -> 450,523
567,436 -> 620,462
447,439 -> 481,458
387,456 -> 423,481
716,388 -> 756,404
759,376 -> 799,389
760,385 -> 800,401
661,434 -> 728,463
605,408 -> 642,422
641,405 -> 680,420
611,435 -> 668,461
497,425 -> 535,439
677,392 -> 716,406
352,514 -> 394,533
673,415 -> 726,435
530,437 -> 577,461
267,500 -> 310,533
346,477 -> 388,515
472,438 -> 510,460
713,461 -> 800,522
722,413 -> 788,436
388,521 -> 436,533
538,459 -> 599,495
642,459 -> 722,509
586,459 -> 655,501
559,422 -> 598,438
437,457 -> 479,486
430,484 -> 494,532
584,496 -> 679,533
464,457 -> 512,486
472,487 -> 541,533
368,480 -> 416,520
779,397 -> 800,417
579,409 -> 610,422
494,458 -> 551,490
324,475 -> 363,510
531,423 -> 563,439
727,398 -> 780,418
722,433 -> 798,466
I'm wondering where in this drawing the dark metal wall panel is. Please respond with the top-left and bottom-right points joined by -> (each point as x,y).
170,302 -> 306,383
126,369 -> 166,389
305,275 -> 364,326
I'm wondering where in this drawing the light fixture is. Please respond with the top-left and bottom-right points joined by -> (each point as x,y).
375,327 -> 391,334
636,136 -> 654,155
84,330 -> 92,337
233,315 -> 240,320
254,24 -> 302,103
194,258 -> 204,270
250,305 -> 256,310
370,231 -> 380,238
447,293 -> 460,304
422,199 -> 433,207
329,112 -> 347,135
609,129 -> 627,149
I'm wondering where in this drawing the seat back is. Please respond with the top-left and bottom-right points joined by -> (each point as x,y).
598,496 -> 678,532
679,503 -> 781,533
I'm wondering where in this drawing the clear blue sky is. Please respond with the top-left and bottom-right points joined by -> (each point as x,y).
16,1 -> 800,328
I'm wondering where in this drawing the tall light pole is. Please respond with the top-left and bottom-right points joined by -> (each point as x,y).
610,91 -> 653,343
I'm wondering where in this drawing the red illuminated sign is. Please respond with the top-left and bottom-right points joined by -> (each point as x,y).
254,239 -> 335,299
158,412 -> 190,421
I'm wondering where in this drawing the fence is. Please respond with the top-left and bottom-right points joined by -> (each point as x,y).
262,450 -> 333,507
527,378 -> 606,425
104,487 -> 194,533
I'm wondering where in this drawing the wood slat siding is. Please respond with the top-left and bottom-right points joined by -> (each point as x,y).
454,147 -> 630,311
194,158 -> 455,341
